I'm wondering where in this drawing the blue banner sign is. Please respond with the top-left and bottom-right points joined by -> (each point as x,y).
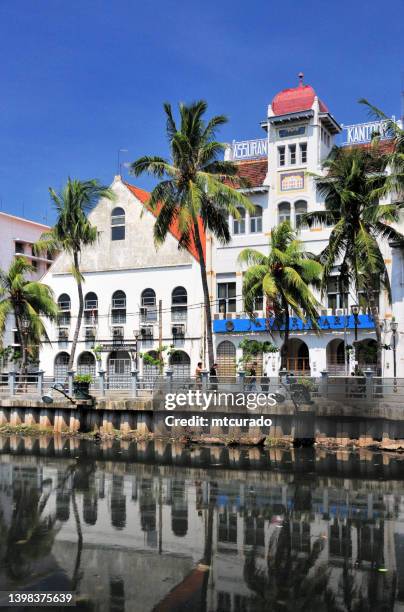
230,138 -> 268,160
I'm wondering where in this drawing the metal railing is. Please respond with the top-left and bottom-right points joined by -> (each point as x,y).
0,369 -> 403,406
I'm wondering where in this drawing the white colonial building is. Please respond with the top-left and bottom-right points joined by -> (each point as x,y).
39,178 -> 204,383
0,211 -> 53,372
37,75 -> 404,381
210,75 -> 403,378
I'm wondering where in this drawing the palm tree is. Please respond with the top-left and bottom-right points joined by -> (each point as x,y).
130,100 -> 254,369
237,222 -> 322,368
359,98 -> 404,200
302,145 -> 404,373
35,179 -> 114,371
0,257 -> 58,375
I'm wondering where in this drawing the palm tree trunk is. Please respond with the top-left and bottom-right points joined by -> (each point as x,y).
193,222 -> 214,369
14,312 -> 28,378
368,291 -> 382,375
68,251 -> 83,372
281,304 -> 290,371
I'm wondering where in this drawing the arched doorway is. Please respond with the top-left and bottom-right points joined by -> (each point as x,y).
54,352 -> 69,383
77,352 -> 96,378
143,350 -> 160,383
217,341 -> 236,377
285,339 -> 310,375
107,350 -> 131,388
170,351 -> 191,378
326,339 -> 346,375
355,339 -> 378,373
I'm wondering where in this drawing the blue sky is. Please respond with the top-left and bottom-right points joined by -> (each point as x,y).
0,0 -> 402,225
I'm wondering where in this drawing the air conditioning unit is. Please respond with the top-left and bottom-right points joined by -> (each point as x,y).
335,308 -> 347,316
321,308 -> 333,316
141,326 -> 153,339
112,327 -> 124,338
85,327 -> 96,339
172,325 -> 185,337
58,329 -> 68,340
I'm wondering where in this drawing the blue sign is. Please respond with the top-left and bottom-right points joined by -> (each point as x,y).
213,314 -> 375,334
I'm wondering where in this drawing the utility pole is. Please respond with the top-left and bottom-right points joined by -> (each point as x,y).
158,299 -> 163,374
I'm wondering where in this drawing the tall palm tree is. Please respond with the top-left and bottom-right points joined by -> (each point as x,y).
0,257 -> 58,375
238,222 -> 322,368
302,145 -> 404,373
35,179 -> 114,371
130,100 -> 254,369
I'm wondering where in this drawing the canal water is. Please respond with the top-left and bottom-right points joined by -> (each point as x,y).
0,437 -> 403,611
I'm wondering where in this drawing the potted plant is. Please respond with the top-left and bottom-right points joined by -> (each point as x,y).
73,373 -> 93,398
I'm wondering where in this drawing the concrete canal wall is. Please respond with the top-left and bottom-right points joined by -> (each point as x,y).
1,392 -> 404,444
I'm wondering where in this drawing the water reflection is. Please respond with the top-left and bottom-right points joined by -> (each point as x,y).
0,437 -> 402,611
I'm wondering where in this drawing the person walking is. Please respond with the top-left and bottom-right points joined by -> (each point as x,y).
195,361 -> 203,389
209,362 -> 218,391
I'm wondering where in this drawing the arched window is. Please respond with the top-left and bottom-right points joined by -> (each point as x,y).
141,288 -> 157,322
54,352 -> 69,383
111,290 -> 126,324
295,200 -> 307,228
233,207 -> 246,235
58,293 -> 70,311
278,202 -> 291,224
217,341 -> 236,377
171,287 -> 187,321
57,293 -> 71,326
170,351 -> 191,378
77,352 -> 96,378
250,205 -> 263,233
111,207 -> 125,241
84,292 -> 98,324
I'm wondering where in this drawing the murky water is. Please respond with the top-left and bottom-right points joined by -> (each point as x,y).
0,436 -> 403,611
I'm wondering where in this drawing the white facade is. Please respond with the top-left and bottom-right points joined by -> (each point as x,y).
211,80 -> 403,378
39,177 -> 204,381
37,79 -> 404,380
0,211 -> 52,370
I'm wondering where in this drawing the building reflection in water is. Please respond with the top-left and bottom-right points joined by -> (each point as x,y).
0,438 -> 402,611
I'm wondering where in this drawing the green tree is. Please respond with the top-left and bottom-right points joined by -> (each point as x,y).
35,179 -> 114,371
130,100 -> 253,369
359,99 -> 404,200
238,221 -> 322,368
303,145 -> 404,373
0,257 -> 58,375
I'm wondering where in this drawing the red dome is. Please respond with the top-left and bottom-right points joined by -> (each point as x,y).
271,83 -> 328,116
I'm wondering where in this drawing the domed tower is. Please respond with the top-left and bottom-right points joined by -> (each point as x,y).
263,74 -> 341,229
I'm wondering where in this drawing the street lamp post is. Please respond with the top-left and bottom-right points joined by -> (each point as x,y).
351,305 -> 360,372
351,304 -> 360,342
390,320 -> 398,380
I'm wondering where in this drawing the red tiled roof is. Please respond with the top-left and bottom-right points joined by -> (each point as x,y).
124,182 -> 205,262
228,159 -> 267,189
272,83 -> 328,116
351,139 -> 395,154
